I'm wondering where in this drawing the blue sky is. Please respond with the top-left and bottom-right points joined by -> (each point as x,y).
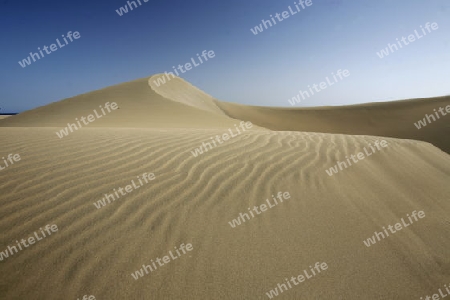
0,0 -> 449,112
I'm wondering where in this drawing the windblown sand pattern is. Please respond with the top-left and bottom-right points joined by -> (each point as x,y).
0,75 -> 449,299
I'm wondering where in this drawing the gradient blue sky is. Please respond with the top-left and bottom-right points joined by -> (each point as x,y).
1,0 -> 449,112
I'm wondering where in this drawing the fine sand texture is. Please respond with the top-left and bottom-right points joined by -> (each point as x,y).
0,75 -> 449,299
0,116 -> 11,120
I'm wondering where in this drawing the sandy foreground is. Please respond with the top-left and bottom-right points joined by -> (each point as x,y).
0,75 -> 449,299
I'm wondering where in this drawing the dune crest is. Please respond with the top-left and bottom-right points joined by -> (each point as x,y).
148,74 -> 228,116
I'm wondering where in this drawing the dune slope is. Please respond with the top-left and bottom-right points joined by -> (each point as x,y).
215,96 -> 450,154
0,76 -> 242,129
0,128 -> 449,299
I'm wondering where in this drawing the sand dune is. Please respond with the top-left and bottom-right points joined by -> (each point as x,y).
0,76 -> 247,129
2,75 -> 448,153
0,75 -> 449,299
215,96 -> 450,154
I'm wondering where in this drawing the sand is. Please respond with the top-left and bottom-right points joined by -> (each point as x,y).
0,74 -> 449,299
215,95 -> 450,154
